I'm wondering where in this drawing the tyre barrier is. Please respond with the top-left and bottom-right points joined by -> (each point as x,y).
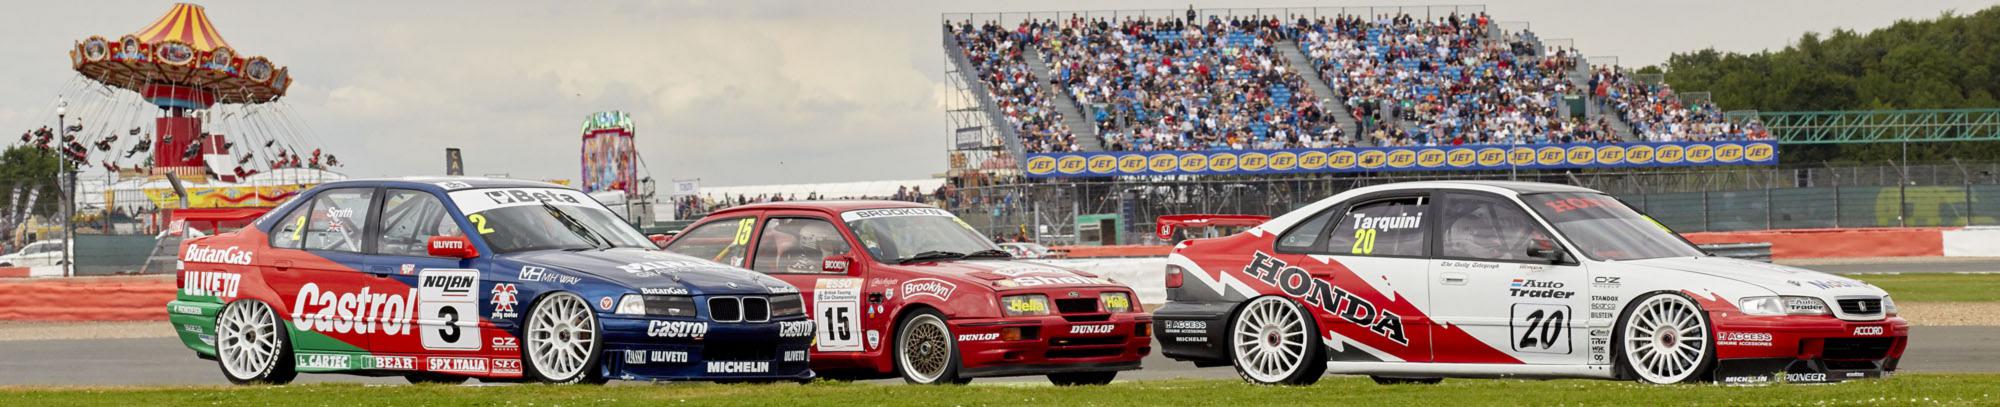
0,275 -> 175,321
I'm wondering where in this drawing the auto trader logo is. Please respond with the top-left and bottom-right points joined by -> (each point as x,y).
1509,279 -> 1575,299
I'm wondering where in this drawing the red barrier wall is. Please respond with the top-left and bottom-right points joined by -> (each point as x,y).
0,267 -> 27,278
0,276 -> 175,321
1681,228 -> 1947,259
1055,245 -> 1174,258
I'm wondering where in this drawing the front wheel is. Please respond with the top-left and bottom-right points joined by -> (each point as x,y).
1048,371 -> 1117,385
215,300 -> 296,385
523,292 -> 606,384
895,309 -> 967,384
1230,296 -> 1325,385
1617,293 -> 1715,384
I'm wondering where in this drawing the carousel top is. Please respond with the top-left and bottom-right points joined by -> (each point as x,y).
69,3 -> 291,105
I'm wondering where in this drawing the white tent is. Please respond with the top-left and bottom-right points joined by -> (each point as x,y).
698,178 -> 944,200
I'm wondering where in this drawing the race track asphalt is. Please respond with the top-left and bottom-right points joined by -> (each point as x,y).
1,325 -> 1993,386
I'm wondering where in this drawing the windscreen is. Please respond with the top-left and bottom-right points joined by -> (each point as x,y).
1521,193 -> 1704,261
448,187 -> 654,253
841,208 -> 999,263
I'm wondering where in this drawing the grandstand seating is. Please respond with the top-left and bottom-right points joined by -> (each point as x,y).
945,11 -> 1765,155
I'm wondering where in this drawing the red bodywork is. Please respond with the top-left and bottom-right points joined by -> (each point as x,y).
1155,214 -> 1271,241
679,201 -> 1151,378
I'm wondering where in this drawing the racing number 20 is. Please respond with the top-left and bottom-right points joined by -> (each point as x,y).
1351,228 -> 1377,255
1511,304 -> 1571,354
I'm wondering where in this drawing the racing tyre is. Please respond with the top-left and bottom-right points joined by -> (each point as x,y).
1230,296 -> 1325,386
404,372 -> 469,385
1370,376 -> 1443,385
895,309 -> 968,385
523,292 -> 607,385
1616,292 -> 1715,384
1048,371 -> 1117,386
215,299 -> 297,385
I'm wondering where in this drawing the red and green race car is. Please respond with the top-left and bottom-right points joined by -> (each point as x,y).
668,201 -> 1151,384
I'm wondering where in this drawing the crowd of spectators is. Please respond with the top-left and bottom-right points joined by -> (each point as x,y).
671,185 -> 944,220
947,21 -> 1081,153
1032,15 -> 1348,152
1591,67 -> 1770,141
950,11 -> 1766,154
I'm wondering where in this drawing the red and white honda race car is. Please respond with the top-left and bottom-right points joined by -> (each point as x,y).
1155,181 -> 1907,385
666,201 -> 1151,384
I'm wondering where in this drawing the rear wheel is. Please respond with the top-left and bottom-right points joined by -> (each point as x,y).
1048,371 -> 1118,385
895,309 -> 967,384
1618,293 -> 1714,384
523,292 -> 606,384
215,300 -> 296,385
1230,296 -> 1325,385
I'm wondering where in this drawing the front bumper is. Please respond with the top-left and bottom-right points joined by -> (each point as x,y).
598,316 -> 815,381
948,312 -> 1152,378
1710,314 -> 1910,384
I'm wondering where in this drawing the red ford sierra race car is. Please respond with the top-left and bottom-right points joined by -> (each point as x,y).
167,178 -> 813,385
667,201 -> 1151,384
1155,181 -> 1907,385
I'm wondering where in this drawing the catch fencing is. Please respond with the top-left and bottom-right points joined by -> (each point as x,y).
944,162 -> 2000,246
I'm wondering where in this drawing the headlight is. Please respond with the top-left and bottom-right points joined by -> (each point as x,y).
1001,294 -> 1050,317
1100,292 -> 1132,313
770,294 -> 805,317
1882,296 -> 1897,316
1739,296 -> 1831,316
617,294 -> 697,317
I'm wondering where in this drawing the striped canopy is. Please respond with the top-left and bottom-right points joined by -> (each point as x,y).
132,3 -> 231,52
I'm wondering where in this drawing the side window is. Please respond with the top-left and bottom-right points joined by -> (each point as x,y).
303,188 -> 375,252
663,217 -> 756,266
375,189 -> 459,257
1276,207 -> 1340,251
271,201 -> 314,250
1323,195 -> 1430,257
752,218 -> 853,274
1441,194 -> 1552,262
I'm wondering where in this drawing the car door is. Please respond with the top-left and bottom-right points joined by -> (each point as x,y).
1283,192 -> 1434,364
1427,191 -> 1589,365
362,188 -> 486,356
744,213 -> 867,355
263,187 -> 385,352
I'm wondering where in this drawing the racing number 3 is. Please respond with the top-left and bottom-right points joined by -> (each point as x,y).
438,307 -> 461,343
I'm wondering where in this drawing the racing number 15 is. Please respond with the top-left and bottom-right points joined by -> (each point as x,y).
822,307 -> 853,342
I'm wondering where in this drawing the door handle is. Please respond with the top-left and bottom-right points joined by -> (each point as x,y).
1440,271 -> 1468,286
368,265 -> 394,277
273,260 -> 293,270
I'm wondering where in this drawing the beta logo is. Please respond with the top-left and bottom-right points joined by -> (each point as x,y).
648,320 -> 709,339
181,244 -> 253,265
1069,324 -> 1114,335
1509,279 -> 1576,299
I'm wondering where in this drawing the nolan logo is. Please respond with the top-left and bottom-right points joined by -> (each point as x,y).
901,278 -> 957,300
421,274 -> 476,297
182,244 -> 253,265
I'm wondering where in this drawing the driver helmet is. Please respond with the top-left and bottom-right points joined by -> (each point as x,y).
797,222 -> 838,252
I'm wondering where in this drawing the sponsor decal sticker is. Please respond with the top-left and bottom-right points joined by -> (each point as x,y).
1069,324 -> 1114,335
400,264 -> 415,275
840,207 -> 955,222
374,356 -> 417,370
1592,276 -> 1621,289
648,321 -> 710,339
958,333 -> 999,342
900,278 -> 957,300
1509,304 -> 1572,354
1162,320 -> 1208,335
707,361 -> 770,373
1853,326 -> 1884,336
1718,331 -> 1774,347
298,354 -> 350,370
1010,275 -> 1098,286
180,271 -> 242,298
1242,252 -> 1408,344
170,304 -> 203,315
767,285 -> 799,294
1508,279 -> 1576,299
779,320 -> 815,338
181,244 -> 254,265
292,283 -> 416,336
427,357 -> 489,374
491,336 -> 520,351
784,350 -> 809,362
491,283 -> 520,320
600,297 -> 614,310
643,287 -> 690,295
491,359 -> 523,375
866,330 -> 881,350
519,266 -> 581,284
418,269 -> 483,351
814,278 -> 864,352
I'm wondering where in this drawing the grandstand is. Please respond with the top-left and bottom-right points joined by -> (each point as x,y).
941,6 -> 1766,165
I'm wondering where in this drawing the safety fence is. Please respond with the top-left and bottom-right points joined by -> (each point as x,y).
944,162 -> 2000,245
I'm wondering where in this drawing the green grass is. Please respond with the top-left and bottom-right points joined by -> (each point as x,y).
1851,273 -> 2000,302
3,375 -> 1997,406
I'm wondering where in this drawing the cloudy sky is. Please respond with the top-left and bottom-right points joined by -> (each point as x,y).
1,0 -> 1990,186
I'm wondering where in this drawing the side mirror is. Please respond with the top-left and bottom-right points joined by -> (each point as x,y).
1525,238 -> 1567,264
822,255 -> 856,275
427,235 -> 479,259
648,234 -> 672,249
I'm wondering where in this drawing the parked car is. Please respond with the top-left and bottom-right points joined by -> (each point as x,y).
668,201 -> 1150,384
0,239 -> 69,267
1155,181 -> 1906,385
167,178 -> 812,385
